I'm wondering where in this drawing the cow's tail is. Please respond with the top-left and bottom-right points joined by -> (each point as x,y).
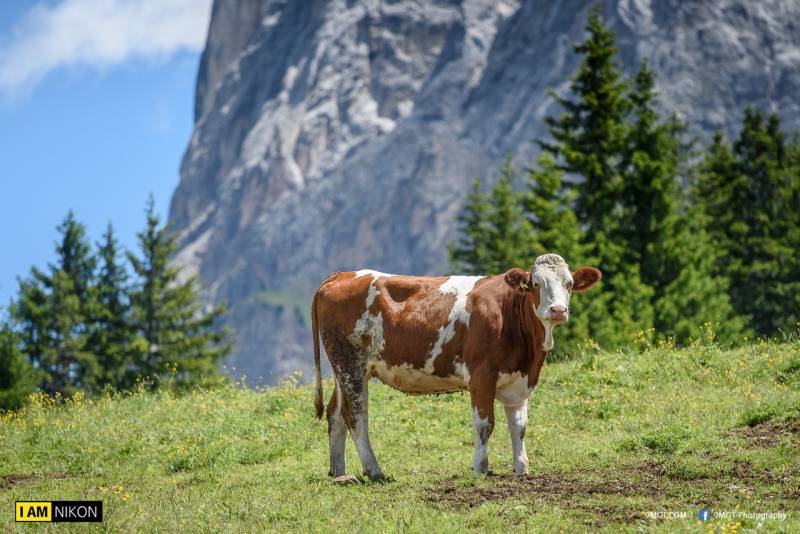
312,289 -> 324,419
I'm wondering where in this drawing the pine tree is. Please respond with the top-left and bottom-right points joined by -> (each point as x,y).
522,154 -> 584,258
483,156 -> 537,274
449,180 -> 492,275
541,5 -> 629,237
654,204 -> 748,344
127,196 -> 230,388
734,110 -> 794,336
621,63 -> 744,344
52,211 -> 96,303
780,135 -> 800,335
12,212 -> 100,396
619,61 -> 678,279
449,156 -> 535,275
540,8 -> 653,349
695,131 -> 745,281
696,110 -> 800,337
0,322 -> 38,410
90,224 -> 134,389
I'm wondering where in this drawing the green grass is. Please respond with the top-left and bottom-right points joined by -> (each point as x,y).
2,340 -> 799,532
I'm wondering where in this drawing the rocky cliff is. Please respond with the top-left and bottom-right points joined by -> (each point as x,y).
169,0 -> 800,382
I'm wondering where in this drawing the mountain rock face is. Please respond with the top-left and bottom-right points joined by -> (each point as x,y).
169,0 -> 800,382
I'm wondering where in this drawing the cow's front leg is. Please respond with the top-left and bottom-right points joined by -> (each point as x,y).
469,380 -> 496,474
504,403 -> 529,475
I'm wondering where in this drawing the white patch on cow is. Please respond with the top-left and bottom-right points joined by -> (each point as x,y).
368,361 -> 467,394
495,371 -> 532,407
354,269 -> 394,280
424,276 -> 484,372
364,282 -> 379,308
543,325 -> 554,352
454,360 -> 471,386
349,280 -> 384,360
472,408 -> 491,473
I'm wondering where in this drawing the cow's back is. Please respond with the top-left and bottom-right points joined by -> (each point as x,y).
316,270 -> 486,393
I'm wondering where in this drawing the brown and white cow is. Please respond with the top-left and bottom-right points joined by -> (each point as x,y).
311,254 -> 601,480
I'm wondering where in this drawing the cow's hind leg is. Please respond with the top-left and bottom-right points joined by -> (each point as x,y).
326,382 -> 347,477
350,380 -> 384,481
341,370 -> 384,481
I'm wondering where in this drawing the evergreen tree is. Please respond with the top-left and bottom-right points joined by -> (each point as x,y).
540,8 -> 653,349
522,154 -> 584,258
90,224 -> 134,389
654,204 -> 748,344
0,322 -> 38,411
12,212 -> 100,396
621,63 -> 744,343
449,180 -> 492,274
619,61 -> 678,279
541,5 -> 629,236
781,135 -> 800,334
449,156 -> 535,275
52,211 -> 96,303
483,156 -> 537,274
127,196 -> 230,388
697,110 -> 800,337
732,110 -> 793,336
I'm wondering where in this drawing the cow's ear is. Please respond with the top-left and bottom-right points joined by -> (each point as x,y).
505,268 -> 532,292
572,267 -> 601,292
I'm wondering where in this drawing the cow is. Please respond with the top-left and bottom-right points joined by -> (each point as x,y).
311,253 -> 601,480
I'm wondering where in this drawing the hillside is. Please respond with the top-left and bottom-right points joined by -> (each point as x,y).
168,0 -> 800,381
2,341 -> 799,532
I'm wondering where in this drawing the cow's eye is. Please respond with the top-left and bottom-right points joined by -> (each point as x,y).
533,281 -> 540,289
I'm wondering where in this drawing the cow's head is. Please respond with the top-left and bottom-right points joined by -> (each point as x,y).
529,253 -> 601,350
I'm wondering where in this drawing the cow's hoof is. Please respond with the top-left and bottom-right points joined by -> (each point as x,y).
512,464 -> 529,475
332,474 -> 361,485
364,471 -> 386,482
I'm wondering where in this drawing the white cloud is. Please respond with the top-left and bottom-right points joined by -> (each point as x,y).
0,0 -> 212,92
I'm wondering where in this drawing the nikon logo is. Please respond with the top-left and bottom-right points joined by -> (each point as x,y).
15,501 -> 103,522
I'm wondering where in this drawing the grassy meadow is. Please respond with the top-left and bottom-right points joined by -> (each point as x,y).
1,337 -> 799,532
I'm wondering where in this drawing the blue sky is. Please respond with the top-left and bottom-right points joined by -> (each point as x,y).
0,0 -> 211,305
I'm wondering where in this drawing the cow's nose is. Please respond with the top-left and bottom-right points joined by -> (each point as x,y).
548,305 -> 568,320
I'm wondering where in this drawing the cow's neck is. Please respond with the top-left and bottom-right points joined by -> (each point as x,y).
502,289 -> 549,385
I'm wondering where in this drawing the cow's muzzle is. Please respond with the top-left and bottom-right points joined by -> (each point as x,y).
546,305 -> 569,324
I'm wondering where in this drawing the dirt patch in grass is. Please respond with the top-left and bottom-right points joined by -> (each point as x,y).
0,472 -> 74,489
735,416 -> 800,448
426,459 -> 799,525
428,461 -> 665,509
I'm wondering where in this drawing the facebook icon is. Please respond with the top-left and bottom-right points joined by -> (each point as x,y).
698,508 -> 712,521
